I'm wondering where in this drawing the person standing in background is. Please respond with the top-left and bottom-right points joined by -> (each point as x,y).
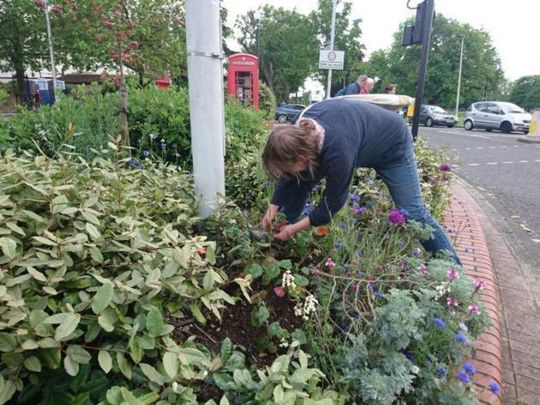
384,83 -> 396,94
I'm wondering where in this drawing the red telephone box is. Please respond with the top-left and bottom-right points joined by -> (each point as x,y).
227,53 -> 259,109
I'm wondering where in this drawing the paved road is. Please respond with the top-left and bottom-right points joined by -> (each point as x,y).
419,126 -> 540,272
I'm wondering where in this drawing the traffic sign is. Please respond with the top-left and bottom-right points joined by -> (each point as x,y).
319,50 -> 344,70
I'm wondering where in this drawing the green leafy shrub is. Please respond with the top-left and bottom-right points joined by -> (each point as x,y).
0,149 -> 243,403
258,81 -> 277,119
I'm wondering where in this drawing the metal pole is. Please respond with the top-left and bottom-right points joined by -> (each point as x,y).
325,0 -> 337,99
455,36 -> 464,118
185,0 -> 225,217
255,19 -> 260,59
411,0 -> 435,140
44,1 -> 57,100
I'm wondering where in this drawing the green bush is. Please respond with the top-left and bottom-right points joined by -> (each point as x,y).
0,148 -> 237,403
258,81 -> 277,119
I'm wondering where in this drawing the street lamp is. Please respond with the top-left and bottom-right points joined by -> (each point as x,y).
43,0 -> 58,100
325,0 -> 337,99
455,35 -> 464,118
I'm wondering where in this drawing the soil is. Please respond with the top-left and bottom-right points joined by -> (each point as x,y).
170,280 -> 302,366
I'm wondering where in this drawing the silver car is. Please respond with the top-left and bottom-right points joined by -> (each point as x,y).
464,101 -> 531,134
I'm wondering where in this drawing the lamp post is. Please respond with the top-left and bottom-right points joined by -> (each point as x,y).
44,0 -> 58,100
325,0 -> 337,99
455,36 -> 464,118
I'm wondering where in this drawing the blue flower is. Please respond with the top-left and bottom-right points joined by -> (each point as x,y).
349,193 -> 360,202
437,367 -> 447,377
334,242 -> 343,249
457,371 -> 471,383
433,318 -> 446,329
354,207 -> 366,215
462,362 -> 476,375
313,183 -> 321,190
488,380 -> 501,396
160,142 -> 167,149
456,332 -> 469,344
338,222 -> 346,229
128,159 -> 142,168
339,322 -> 350,332
142,149 -> 150,157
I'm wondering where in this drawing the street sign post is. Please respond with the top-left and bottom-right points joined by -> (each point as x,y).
319,50 -> 345,70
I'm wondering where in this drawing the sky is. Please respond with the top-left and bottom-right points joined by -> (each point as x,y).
221,0 -> 540,82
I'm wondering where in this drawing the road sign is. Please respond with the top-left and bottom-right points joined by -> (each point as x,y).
319,49 -> 344,70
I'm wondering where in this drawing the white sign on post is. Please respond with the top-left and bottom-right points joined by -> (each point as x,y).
319,50 -> 344,70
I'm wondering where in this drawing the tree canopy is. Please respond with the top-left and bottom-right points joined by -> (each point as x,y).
363,14 -> 504,108
509,75 -> 540,110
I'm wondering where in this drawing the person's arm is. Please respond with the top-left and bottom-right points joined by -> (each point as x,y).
308,155 -> 355,226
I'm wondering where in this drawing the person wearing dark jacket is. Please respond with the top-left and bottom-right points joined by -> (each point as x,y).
261,97 -> 460,264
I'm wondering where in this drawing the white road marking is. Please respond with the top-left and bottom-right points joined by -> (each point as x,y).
486,162 -> 498,165
519,160 -> 529,163
513,145 -> 519,147
489,146 -> 496,149
476,147 -> 484,149
503,161 -> 513,164
468,163 -> 480,166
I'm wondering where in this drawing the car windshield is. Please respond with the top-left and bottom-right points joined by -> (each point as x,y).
429,106 -> 446,113
501,103 -> 524,114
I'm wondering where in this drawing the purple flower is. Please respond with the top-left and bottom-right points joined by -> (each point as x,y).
462,362 -> 476,375
474,277 -> 486,291
433,318 -> 446,329
439,163 -> 452,172
456,332 -> 469,344
447,268 -> 459,281
349,193 -> 360,202
488,380 -> 501,396
468,304 -> 480,315
334,242 -> 343,249
388,209 -> 406,226
353,207 -> 366,215
325,258 -> 336,269
457,371 -> 471,383
446,297 -> 459,307
142,149 -> 150,157
437,367 -> 447,377
128,159 -> 142,168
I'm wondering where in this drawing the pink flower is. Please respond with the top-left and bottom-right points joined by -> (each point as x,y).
439,163 -> 452,172
388,209 -> 406,226
325,257 -> 336,270
51,5 -> 63,14
417,263 -> 428,274
34,0 -> 46,8
273,286 -> 286,298
474,277 -> 486,291
447,268 -> 459,281
468,304 -> 480,315
446,297 -> 459,307
103,20 -> 113,28
128,40 -> 139,49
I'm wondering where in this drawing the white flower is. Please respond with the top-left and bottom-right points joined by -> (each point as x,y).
411,365 -> 420,375
282,270 -> 296,289
149,133 -> 157,140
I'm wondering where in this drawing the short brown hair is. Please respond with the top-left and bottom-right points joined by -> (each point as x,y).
262,122 -> 320,180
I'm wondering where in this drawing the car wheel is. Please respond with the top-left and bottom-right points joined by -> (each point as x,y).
277,114 -> 288,124
500,121 -> 512,133
426,118 -> 433,127
447,125 -> 454,128
464,120 -> 473,130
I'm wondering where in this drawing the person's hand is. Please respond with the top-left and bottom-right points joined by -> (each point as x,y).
261,204 -> 280,231
273,223 -> 294,241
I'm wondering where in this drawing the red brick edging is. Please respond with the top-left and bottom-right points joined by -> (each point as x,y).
443,183 -> 502,404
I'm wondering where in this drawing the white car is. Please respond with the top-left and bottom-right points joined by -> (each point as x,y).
464,101 -> 531,134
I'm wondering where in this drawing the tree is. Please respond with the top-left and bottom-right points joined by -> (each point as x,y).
363,14 -> 504,108
509,75 -> 540,110
310,0 -> 365,90
236,6 -> 319,102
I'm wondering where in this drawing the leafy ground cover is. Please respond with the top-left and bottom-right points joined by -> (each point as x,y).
0,88 -> 501,404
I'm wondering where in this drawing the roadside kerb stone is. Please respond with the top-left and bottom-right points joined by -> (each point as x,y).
443,183 -> 503,404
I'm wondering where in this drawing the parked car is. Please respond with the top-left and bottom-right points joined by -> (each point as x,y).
419,105 -> 458,127
275,103 -> 306,123
464,101 -> 531,133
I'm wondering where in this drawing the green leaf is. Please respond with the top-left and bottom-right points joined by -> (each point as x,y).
0,376 -> 16,404
27,267 -> 47,282
116,353 -> 132,380
64,355 -> 80,376
245,263 -> 263,278
85,223 -> 101,241
54,313 -> 81,341
273,384 -> 285,402
163,352 -> 178,379
66,345 -> 91,364
146,306 -> 165,338
250,305 -> 269,327
220,338 -> 232,364
91,281 -> 114,314
0,237 -> 17,258
6,222 -> 25,236
189,304 -> 206,325
203,269 -> 215,290
98,350 -> 112,374
1,352 -> 23,370
119,388 -> 145,405
139,363 -> 166,385
0,333 -> 17,352
24,356 -> 42,372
